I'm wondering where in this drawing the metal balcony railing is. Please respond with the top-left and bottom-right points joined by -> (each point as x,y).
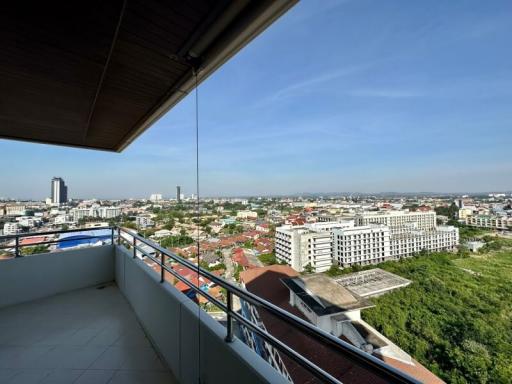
0,226 -> 421,384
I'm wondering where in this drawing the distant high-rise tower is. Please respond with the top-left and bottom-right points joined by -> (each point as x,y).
176,186 -> 181,203
51,177 -> 68,204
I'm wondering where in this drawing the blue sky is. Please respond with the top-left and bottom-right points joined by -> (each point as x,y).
1,0 -> 511,199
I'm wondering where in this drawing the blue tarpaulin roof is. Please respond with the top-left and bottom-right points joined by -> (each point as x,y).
57,229 -> 111,249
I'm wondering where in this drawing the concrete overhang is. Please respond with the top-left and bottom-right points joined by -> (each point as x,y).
0,0 -> 297,152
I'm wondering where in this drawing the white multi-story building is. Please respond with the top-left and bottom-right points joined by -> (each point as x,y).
70,208 -> 94,222
458,208 -> 474,220
355,211 -> 436,235
389,226 -> 459,259
333,225 -> 391,268
276,226 -> 332,272
136,216 -> 154,229
237,210 -> 258,219
149,193 -> 163,202
3,205 -> 26,216
97,207 -> 121,219
16,216 -> 41,228
275,221 -> 354,272
54,215 -> 70,225
70,206 -> 121,222
465,215 -> 512,230
3,222 -> 20,235
276,212 -> 459,271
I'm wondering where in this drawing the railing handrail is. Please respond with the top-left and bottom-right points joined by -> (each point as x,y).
0,226 -> 421,384
0,226 -> 112,241
120,227 -> 421,384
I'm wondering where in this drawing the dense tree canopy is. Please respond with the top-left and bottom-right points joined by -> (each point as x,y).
362,251 -> 512,383
160,235 -> 194,248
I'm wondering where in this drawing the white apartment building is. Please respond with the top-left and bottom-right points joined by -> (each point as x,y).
237,210 -> 258,219
333,225 -> 391,268
276,225 -> 332,272
97,207 -> 121,219
3,205 -> 27,216
390,226 -> 459,259
70,206 -> 121,222
54,215 -> 69,225
3,222 -> 20,235
16,216 -> 41,228
458,207 -> 475,220
149,193 -> 163,202
71,208 -> 95,222
275,221 -> 354,272
355,211 -> 436,235
465,215 -> 512,230
136,216 -> 154,228
276,211 -> 459,271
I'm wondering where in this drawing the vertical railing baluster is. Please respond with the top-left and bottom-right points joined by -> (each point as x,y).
117,227 -> 121,245
133,237 -> 136,258
110,227 -> 114,245
15,235 -> 20,258
225,290 -> 234,342
160,252 -> 165,283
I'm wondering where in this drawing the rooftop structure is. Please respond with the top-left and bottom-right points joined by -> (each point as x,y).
241,266 -> 441,384
355,211 -> 436,235
281,274 -> 373,315
57,229 -> 112,249
335,269 -> 412,298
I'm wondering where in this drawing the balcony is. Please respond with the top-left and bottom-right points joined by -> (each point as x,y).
0,228 -> 421,384
0,2 -> 428,382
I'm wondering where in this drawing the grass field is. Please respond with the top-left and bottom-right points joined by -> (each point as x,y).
361,250 -> 512,384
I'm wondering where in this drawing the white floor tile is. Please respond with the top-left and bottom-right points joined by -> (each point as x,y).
0,286 -> 174,384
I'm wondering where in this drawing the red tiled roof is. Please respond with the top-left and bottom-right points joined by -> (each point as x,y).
382,356 -> 444,384
20,236 -> 50,246
174,272 -> 212,292
232,252 -> 250,268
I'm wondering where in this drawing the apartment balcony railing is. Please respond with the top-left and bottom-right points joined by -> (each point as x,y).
0,227 -> 421,384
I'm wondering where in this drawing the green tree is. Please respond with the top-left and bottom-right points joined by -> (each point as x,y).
302,263 -> 314,274
160,235 -> 194,248
258,252 -> 277,265
325,265 -> 343,277
21,245 -> 49,256
361,250 -> 512,383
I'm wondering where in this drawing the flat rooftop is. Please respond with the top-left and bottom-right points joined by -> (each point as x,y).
0,285 -> 176,384
281,274 -> 373,316
336,269 -> 412,298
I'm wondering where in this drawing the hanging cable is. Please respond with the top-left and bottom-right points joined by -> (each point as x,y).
193,68 -> 201,384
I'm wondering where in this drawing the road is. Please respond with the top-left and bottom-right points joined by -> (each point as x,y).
222,248 -> 235,282
222,248 -> 241,311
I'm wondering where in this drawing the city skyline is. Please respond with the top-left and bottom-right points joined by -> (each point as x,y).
1,0 -> 511,199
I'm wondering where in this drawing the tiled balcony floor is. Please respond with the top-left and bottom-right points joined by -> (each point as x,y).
0,284 -> 177,384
